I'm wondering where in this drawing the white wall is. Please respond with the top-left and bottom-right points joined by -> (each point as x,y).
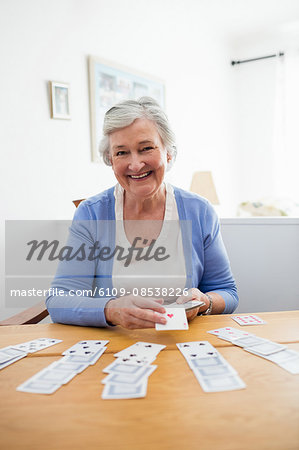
1,0 -> 299,320
0,0 -> 238,224
0,0 -> 237,319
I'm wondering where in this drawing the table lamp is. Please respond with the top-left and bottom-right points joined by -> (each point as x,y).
190,171 -> 220,205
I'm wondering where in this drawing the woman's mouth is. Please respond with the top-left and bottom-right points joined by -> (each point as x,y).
128,171 -> 152,180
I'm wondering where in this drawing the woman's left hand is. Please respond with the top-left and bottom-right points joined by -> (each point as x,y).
176,288 -> 209,321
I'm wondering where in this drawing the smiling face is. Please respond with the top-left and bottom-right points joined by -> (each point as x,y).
109,118 -> 170,201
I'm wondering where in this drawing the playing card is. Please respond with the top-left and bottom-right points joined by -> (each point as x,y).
177,341 -> 219,360
230,336 -> 268,348
0,354 -> 27,370
113,355 -> 156,365
101,380 -> 148,399
32,367 -> 77,385
166,300 -> 205,311
62,340 -> 109,357
0,346 -> 27,360
232,315 -> 267,326
188,355 -> 227,369
0,347 -> 27,370
102,365 -> 157,385
0,351 -> 16,364
196,374 -> 246,392
48,359 -> 89,374
12,338 -> 62,354
264,349 -> 299,365
207,327 -> 252,341
17,380 -> 60,394
103,359 -> 153,374
114,342 -> 166,359
63,346 -> 107,365
193,363 -> 237,378
244,341 -> 286,356
155,308 -> 188,331
277,357 -> 299,374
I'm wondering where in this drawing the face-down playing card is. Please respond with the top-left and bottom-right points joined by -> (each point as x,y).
244,340 -> 286,356
0,347 -> 28,370
166,300 -> 205,311
102,365 -> 157,385
103,359 -> 154,374
229,336 -> 268,348
17,380 -> 61,394
195,374 -> 246,392
101,380 -> 148,399
32,367 -> 77,385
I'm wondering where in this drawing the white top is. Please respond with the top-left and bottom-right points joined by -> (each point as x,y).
112,183 -> 186,303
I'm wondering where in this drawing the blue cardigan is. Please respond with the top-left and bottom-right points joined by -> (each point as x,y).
46,186 -> 238,326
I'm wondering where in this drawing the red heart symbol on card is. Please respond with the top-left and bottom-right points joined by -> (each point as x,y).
167,314 -> 174,318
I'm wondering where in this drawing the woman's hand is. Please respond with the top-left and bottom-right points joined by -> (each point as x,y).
176,288 -> 209,321
104,295 -> 167,329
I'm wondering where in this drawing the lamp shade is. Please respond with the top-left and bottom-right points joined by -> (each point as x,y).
190,171 -> 220,205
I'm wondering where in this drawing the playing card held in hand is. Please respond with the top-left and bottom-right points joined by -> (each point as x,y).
156,308 -> 189,331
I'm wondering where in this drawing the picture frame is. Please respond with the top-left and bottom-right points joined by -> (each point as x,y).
88,56 -> 165,162
49,81 -> 71,120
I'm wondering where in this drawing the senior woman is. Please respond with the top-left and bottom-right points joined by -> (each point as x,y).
46,97 -> 238,329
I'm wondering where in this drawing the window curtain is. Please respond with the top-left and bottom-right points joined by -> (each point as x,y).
272,49 -> 299,202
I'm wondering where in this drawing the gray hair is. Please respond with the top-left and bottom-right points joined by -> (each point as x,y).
98,96 -> 177,169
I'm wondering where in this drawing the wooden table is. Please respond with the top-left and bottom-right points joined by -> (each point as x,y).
1,311 -> 299,450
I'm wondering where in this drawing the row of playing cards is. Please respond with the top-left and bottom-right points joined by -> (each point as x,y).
101,342 -> 166,399
17,340 -> 108,394
0,338 -> 62,370
208,327 -> 299,374
177,341 -> 246,392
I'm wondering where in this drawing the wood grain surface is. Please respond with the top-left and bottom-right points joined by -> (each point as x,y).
0,311 -> 299,450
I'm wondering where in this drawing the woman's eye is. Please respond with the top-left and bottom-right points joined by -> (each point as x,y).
116,151 -> 126,156
141,147 -> 153,151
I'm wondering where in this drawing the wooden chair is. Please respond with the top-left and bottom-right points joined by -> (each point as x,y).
0,200 -> 86,326
0,301 -> 49,326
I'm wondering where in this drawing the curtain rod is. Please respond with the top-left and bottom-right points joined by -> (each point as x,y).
231,52 -> 284,66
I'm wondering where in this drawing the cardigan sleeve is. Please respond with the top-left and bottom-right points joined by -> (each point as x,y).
198,203 -> 239,313
45,201 -> 112,327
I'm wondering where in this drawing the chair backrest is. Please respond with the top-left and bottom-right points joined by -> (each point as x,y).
0,301 -> 49,326
72,199 -> 85,208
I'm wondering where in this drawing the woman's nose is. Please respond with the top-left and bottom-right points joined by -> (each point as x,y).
128,154 -> 145,173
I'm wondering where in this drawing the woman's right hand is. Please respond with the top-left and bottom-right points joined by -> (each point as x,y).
104,295 -> 167,329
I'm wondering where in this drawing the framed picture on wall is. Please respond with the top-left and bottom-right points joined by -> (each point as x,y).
49,81 -> 71,120
88,56 -> 165,162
